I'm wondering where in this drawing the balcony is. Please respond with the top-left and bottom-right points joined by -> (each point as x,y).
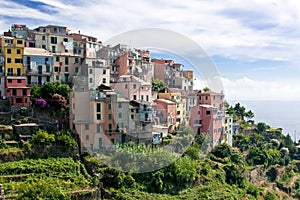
193,123 -> 202,127
105,129 -> 122,135
141,118 -> 153,123
26,70 -> 51,76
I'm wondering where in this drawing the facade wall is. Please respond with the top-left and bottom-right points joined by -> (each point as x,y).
152,58 -> 166,82
114,75 -> 152,102
23,49 -> 53,85
156,99 -> 176,127
5,77 -> 30,107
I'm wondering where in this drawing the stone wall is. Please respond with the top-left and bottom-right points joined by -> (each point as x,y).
0,184 -> 4,200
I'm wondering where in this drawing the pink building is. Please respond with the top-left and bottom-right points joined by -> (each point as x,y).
114,75 -> 152,102
5,77 -> 30,107
196,90 -> 224,111
155,99 -> 176,129
190,105 -> 223,146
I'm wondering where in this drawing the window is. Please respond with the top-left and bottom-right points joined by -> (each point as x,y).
108,114 -> 112,120
42,35 -> 46,41
146,95 -> 149,101
85,124 -> 89,130
125,84 -> 127,89
75,57 -> 79,63
133,84 -> 136,89
17,79 -> 22,83
17,49 -> 21,54
52,46 -> 56,53
103,78 -> 106,84
89,78 -> 92,83
86,135 -> 89,140
56,56 -> 60,62
205,96 -> 208,100
75,67 -> 79,73
108,104 -> 112,110
99,138 -> 103,148
7,58 -> 11,63
89,69 -> 93,74
176,118 -> 181,122
42,45 -> 46,50
7,68 -> 13,76
65,67 -> 69,72
110,138 -> 115,144
8,79 -> 12,83
141,95 -> 144,101
65,57 -> 69,65
97,114 -> 101,120
133,95 -> 137,100
12,89 -> 17,96
56,75 -> 59,80
131,115 -> 134,119
177,111 -> 180,115
50,37 -> 57,44
63,37 -> 68,42
97,124 -> 101,133
15,58 -> 23,63
198,111 -> 201,115
16,98 -> 22,103
103,69 -> 106,74
118,103 -> 122,108
7,49 -> 11,54
118,113 -> 122,118
206,110 -> 211,115
96,103 -> 101,112
54,67 -> 60,72
46,65 -> 50,73
17,40 -> 23,45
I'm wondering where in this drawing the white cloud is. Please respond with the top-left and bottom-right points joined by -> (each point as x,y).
221,77 -> 300,101
1,0 -> 300,101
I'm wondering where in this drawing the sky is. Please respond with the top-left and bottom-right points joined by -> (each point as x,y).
1,0 -> 300,101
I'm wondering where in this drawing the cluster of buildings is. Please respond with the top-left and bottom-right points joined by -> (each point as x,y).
0,24 -> 234,152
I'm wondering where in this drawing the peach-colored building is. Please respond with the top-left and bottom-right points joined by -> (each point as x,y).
114,75 -> 152,103
151,58 -> 174,82
190,104 -> 223,146
155,99 -> 176,130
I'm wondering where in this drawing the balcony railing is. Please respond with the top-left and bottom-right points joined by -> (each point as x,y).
25,70 -> 51,75
105,129 -> 122,135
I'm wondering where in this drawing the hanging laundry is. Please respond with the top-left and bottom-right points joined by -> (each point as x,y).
63,42 -> 74,51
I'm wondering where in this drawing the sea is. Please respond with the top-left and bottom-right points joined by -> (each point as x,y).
228,100 -> 300,142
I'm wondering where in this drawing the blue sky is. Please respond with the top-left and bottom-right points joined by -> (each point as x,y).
1,0 -> 300,100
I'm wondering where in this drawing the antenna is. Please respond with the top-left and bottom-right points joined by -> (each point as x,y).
295,130 -> 297,143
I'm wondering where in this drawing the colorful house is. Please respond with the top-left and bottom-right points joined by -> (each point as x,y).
5,77 -> 30,107
190,104 -> 223,146
23,47 -> 53,86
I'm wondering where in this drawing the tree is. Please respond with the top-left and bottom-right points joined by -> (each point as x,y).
203,87 -> 210,92
152,79 -> 167,92
245,110 -> 254,121
234,103 -> 246,120
56,83 -> 70,99
41,82 -> 56,99
256,122 -> 270,133
30,85 -> 41,100
211,143 -> 233,159
223,164 -> 246,188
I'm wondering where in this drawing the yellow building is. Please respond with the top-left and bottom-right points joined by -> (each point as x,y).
158,92 -> 186,127
2,37 -> 25,76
